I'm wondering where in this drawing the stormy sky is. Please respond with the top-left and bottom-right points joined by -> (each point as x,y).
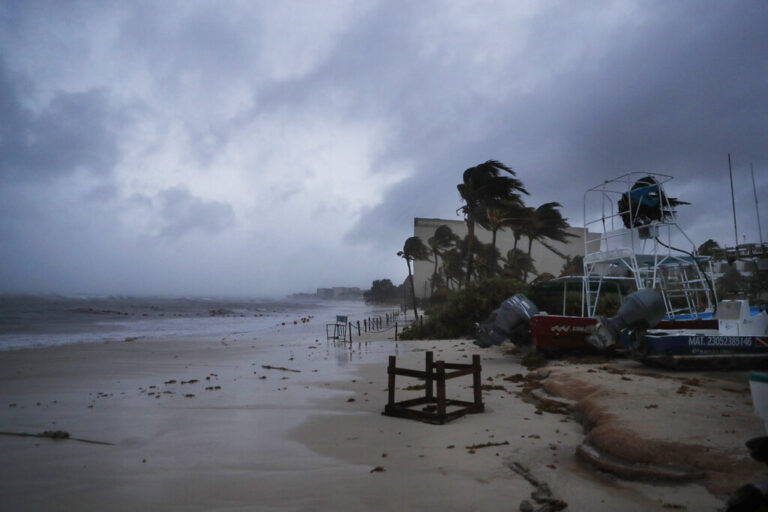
1,1 -> 766,297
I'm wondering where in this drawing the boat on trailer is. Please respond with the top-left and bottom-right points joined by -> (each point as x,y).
479,173 -> 768,368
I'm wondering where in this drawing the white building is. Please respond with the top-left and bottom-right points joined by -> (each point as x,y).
411,217 -> 597,299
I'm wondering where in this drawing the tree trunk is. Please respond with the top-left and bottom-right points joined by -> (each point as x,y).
431,250 -> 439,295
524,237 -> 534,282
465,220 -> 475,287
489,228 -> 498,277
407,259 -> 418,319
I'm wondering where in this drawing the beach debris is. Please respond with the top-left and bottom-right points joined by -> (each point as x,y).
465,441 -> 509,451
480,384 -> 508,392
0,430 -> 113,445
370,466 -> 385,473
346,398 -> 356,402
383,351 -> 484,425
509,461 -> 567,511
576,442 -> 705,481
261,365 -> 301,373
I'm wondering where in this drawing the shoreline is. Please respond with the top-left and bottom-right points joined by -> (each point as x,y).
0,330 -> 763,510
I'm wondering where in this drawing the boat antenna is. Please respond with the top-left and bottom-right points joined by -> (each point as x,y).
728,153 -> 739,250
752,162 -> 764,246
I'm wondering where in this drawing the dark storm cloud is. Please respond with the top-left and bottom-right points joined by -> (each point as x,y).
328,1 -> 767,245
0,1 -> 765,296
0,60 -> 125,181
156,187 -> 235,238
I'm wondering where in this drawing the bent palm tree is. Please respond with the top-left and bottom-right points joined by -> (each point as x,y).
480,198 -> 526,276
522,202 -> 576,282
502,248 -> 537,281
427,225 -> 459,295
457,160 -> 528,286
398,236 -> 430,318
441,248 -> 464,290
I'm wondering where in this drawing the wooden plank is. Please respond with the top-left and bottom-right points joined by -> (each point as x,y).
473,354 -> 483,407
436,361 -> 446,417
392,396 -> 433,408
444,367 -> 476,379
443,363 -> 473,370
390,367 -> 428,379
425,351 -> 434,399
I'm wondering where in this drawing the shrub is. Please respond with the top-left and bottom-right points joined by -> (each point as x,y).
400,277 -> 527,340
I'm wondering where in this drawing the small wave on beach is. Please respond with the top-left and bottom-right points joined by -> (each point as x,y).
0,295 -> 374,350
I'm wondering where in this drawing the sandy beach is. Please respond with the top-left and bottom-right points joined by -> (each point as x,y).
1,324 -> 765,511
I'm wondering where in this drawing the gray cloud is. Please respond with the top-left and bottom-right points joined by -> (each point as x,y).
0,1 -> 765,296
156,187 -> 235,238
0,63 -> 125,180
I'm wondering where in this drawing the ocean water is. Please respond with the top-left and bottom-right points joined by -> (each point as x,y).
0,295 -> 381,350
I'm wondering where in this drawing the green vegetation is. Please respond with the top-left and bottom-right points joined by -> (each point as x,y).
399,277 -> 526,340
397,236 -> 430,318
457,160 -> 528,286
363,279 -> 404,304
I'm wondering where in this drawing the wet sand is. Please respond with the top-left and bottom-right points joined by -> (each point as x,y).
0,328 -> 763,511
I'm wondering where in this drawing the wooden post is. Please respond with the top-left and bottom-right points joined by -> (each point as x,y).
349,322 -> 353,342
436,361 -> 446,417
357,320 -> 361,336
387,356 -> 396,406
395,322 -> 398,340
364,319 -> 367,332
472,354 -> 482,407
425,351 -> 434,399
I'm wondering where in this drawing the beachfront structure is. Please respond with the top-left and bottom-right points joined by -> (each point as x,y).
316,287 -> 363,300
411,217 -> 597,299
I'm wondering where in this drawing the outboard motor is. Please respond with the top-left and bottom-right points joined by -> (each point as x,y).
590,288 -> 666,349
475,294 -> 539,347
587,288 -> 667,349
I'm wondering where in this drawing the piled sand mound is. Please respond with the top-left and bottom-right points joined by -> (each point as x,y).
537,361 -> 766,496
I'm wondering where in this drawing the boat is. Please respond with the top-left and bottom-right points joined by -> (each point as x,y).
477,173 -> 768,368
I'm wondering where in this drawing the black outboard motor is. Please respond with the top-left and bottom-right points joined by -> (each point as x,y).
475,294 -> 539,347
590,288 -> 666,349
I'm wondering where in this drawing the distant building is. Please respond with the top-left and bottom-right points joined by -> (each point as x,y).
708,243 -> 768,278
316,287 -> 363,300
411,217 -> 598,299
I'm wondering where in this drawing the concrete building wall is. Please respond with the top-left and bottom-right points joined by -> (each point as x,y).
411,217 -> 595,299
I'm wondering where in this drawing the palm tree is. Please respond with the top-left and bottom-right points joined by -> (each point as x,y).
522,202 -> 575,282
427,225 -> 459,295
457,160 -> 528,286
475,241 -> 503,280
440,248 -> 464,289
559,254 -> 584,277
397,236 -> 430,318
508,206 -> 536,252
479,198 -> 526,276
502,248 -> 537,281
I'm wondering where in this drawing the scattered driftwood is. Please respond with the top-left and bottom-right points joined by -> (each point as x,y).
0,430 -> 114,446
465,441 -> 509,451
261,365 -> 301,373
509,461 -> 567,512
